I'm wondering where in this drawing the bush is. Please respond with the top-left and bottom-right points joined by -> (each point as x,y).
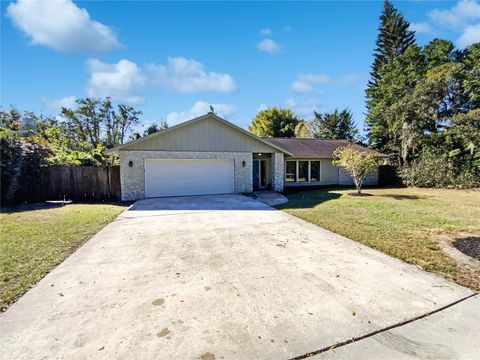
400,151 -> 480,188
0,133 -> 50,206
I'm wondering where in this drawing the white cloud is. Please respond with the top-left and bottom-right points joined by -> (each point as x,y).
85,57 -> 236,104
409,22 -> 434,34
429,0 -> 480,28
166,101 -> 236,125
285,98 -> 320,119
86,59 -> 146,104
290,73 -> 331,93
257,39 -> 281,53
458,23 -> 480,47
290,72 -> 363,93
427,0 -> 480,48
298,73 -> 331,84
147,57 -> 236,93
6,0 -> 121,53
290,80 -> 316,93
43,96 -> 78,110
260,28 -> 273,36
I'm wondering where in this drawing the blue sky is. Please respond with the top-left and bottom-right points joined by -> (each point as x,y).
1,1 -> 479,133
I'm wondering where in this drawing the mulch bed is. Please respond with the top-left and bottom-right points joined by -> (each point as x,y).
453,236 -> 480,260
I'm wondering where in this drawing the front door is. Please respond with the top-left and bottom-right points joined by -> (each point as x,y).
253,159 -> 267,190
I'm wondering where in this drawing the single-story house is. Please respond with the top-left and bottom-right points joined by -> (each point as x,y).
106,113 -> 385,200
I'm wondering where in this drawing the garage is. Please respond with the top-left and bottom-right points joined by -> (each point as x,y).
144,159 -> 235,198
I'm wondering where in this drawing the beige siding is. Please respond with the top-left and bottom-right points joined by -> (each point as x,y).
320,159 -> 339,184
123,117 -> 277,153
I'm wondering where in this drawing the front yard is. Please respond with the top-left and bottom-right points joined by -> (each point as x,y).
0,203 -> 128,310
278,187 -> 480,290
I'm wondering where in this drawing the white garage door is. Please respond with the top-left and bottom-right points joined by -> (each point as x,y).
144,159 -> 234,198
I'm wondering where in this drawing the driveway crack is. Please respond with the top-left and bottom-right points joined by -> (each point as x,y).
288,293 -> 478,360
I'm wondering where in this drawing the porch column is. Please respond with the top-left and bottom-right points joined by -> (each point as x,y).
271,152 -> 284,192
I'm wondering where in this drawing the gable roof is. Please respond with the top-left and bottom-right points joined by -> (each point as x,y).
264,138 -> 386,158
105,113 -> 293,156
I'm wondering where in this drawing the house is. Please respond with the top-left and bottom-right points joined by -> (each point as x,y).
106,113 -> 385,200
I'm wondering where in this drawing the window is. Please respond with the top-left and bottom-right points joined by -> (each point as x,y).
285,160 -> 322,183
310,161 -> 320,182
298,161 -> 308,182
286,161 -> 296,182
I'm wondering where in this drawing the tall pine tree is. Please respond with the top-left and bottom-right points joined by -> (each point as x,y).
310,109 -> 359,141
365,1 -> 415,150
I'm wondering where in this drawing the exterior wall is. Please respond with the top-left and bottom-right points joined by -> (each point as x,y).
124,117 -> 278,153
271,152 -> 284,192
339,167 -> 379,186
120,150 -> 253,201
283,158 -> 339,187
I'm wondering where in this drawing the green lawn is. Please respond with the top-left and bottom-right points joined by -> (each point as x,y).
278,187 -> 480,289
0,203 -> 128,310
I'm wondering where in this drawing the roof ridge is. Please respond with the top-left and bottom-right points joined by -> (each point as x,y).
265,137 -> 352,142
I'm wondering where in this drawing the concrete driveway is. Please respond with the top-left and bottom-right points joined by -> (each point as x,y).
0,195 -> 478,360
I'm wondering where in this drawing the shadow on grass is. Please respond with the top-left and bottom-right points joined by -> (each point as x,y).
378,194 -> 425,200
1,200 -> 131,214
276,189 -> 342,210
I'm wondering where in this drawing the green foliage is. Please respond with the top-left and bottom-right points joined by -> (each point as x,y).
366,1 -> 415,150
368,1 -> 415,89
423,39 -> 455,70
61,97 -> 141,150
0,131 -> 51,206
294,121 -> 311,138
365,1 -> 479,188
1,98 -> 144,205
332,146 -> 377,194
144,121 -> 168,136
400,150 -> 480,189
249,107 -> 300,137
310,108 -> 359,141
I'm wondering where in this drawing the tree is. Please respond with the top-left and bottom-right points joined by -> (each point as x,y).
310,109 -> 359,141
332,146 -> 377,195
61,98 -> 142,150
144,121 -> 168,136
368,1 -> 415,88
110,104 -> 142,147
423,39 -> 455,70
367,44 -> 427,164
249,107 -> 300,137
366,1 -> 415,150
294,121 -> 311,138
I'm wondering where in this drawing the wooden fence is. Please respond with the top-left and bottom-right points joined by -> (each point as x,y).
35,166 -> 121,202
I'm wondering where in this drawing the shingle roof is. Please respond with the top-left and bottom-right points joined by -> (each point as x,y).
263,138 -> 386,158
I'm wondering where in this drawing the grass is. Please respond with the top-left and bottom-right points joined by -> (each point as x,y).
278,187 -> 480,288
0,203 -> 128,310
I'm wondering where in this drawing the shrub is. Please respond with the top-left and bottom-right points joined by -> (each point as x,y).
400,151 -> 480,188
0,133 -> 50,206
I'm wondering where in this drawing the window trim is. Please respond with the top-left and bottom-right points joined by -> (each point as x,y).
285,160 -> 297,183
285,160 -> 321,183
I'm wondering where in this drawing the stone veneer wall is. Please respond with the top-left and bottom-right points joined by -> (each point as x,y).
271,153 -> 284,192
119,151 -> 253,201
338,167 -> 379,186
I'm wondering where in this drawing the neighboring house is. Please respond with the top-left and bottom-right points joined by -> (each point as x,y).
106,113 -> 385,200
